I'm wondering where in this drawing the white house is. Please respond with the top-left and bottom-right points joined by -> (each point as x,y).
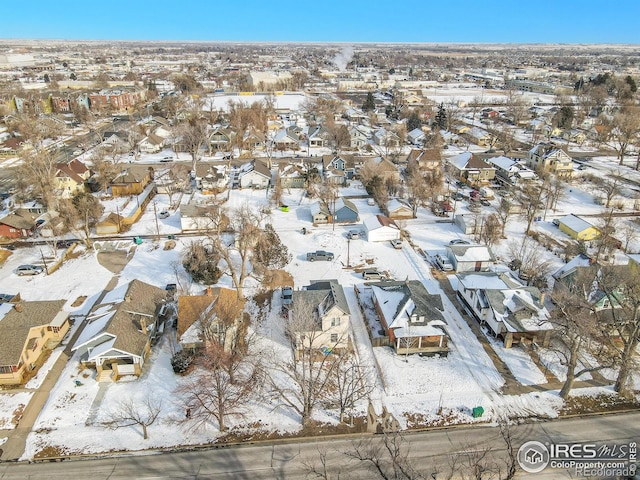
238,160 -> 272,189
364,215 -> 401,242
445,243 -> 496,272
456,271 -> 552,348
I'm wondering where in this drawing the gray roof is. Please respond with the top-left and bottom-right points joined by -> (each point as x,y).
303,279 -> 351,316
0,300 -> 66,365
372,280 -> 444,326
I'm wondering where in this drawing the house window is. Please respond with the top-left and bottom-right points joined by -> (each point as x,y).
331,318 -> 341,327
0,365 -> 13,374
330,334 -> 339,344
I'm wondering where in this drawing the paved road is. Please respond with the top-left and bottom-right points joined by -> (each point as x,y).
0,411 -> 637,479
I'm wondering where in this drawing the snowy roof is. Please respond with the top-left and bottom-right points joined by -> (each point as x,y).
488,288 -> 552,333
447,244 -> 496,263
551,253 -> 592,280
558,214 -> 596,234
486,155 -> 516,171
456,272 -> 521,291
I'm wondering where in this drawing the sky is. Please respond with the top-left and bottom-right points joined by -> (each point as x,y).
1,0 -> 639,44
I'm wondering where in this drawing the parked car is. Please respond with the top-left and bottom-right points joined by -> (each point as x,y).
306,250 -> 334,262
56,239 -> 78,249
16,264 -> 44,276
281,286 -> 293,306
434,254 -> 454,271
367,198 -> 376,206
552,219 -> 560,227
480,199 -> 491,207
449,239 -> 470,245
390,239 -> 403,249
347,230 -> 361,240
159,211 -> 170,219
362,269 -> 386,280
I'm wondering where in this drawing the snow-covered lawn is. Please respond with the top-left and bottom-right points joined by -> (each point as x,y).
0,178 -> 634,458
0,392 -> 33,430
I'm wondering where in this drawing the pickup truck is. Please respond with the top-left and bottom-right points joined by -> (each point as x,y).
306,250 -> 334,262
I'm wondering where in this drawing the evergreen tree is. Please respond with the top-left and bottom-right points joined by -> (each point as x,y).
362,92 -> 375,112
434,103 -> 447,130
407,111 -> 422,132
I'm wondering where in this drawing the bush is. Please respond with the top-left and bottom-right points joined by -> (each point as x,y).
171,350 -> 194,374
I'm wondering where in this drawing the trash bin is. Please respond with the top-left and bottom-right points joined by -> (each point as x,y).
133,236 -> 142,245
472,406 -> 484,418
280,205 -> 289,212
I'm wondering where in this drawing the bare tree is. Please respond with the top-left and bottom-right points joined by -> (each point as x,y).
495,196 -> 515,238
608,107 -> 640,165
175,341 -> 260,432
328,354 -> 375,423
589,173 -> 622,209
101,394 -> 162,440
267,295 -> 346,427
479,214 -> 502,248
517,183 -> 545,235
618,220 -> 638,253
57,192 -> 104,248
507,236 -> 554,287
15,149 -> 59,208
550,273 -> 614,399
344,431 -> 424,480
597,265 -> 640,397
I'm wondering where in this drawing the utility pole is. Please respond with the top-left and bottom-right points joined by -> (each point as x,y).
153,200 -> 160,241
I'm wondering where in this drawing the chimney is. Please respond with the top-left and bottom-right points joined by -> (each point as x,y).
139,317 -> 147,332
14,303 -> 22,313
539,292 -> 546,305
206,286 -> 212,296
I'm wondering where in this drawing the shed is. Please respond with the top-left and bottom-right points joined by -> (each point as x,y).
364,215 -> 401,242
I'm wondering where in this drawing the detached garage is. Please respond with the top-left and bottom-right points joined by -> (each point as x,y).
364,214 -> 401,242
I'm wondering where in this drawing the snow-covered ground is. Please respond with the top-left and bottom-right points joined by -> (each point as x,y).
0,176 -> 638,459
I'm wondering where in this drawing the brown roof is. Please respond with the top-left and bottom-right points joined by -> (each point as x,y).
104,280 -> 167,357
0,300 -> 66,365
177,287 -> 241,340
466,155 -> 494,170
0,208 -> 39,229
376,214 -> 398,228
55,159 -> 89,184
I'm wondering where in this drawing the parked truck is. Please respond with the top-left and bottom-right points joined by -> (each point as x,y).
479,186 -> 495,200
306,250 -> 335,262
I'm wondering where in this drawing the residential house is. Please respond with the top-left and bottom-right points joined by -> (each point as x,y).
290,280 -> 351,356
110,168 -> 151,196
454,214 -> 487,235
456,271 -> 552,348
177,287 -> 244,351
53,159 -> 91,198
361,156 -> 400,183
486,156 -> 537,186
385,198 -> 414,219
349,125 -> 371,148
446,152 -> 496,186
307,125 -> 331,148
102,131 -> 130,151
0,208 -> 39,239
238,160 -> 272,189
406,148 -> 442,171
373,128 -> 400,148
0,301 -> 70,386
273,129 -> 300,151
195,164 -> 229,193
557,214 -> 600,241
179,202 -> 220,232
371,280 -> 448,355
242,128 -> 266,151
526,143 -> 573,178
407,128 -> 426,145
310,197 -> 359,225
465,127 -> 493,147
277,163 -> 306,189
445,243 -> 496,272
364,214 -> 401,242
72,280 -> 169,381
138,133 -> 165,154
208,126 -> 235,153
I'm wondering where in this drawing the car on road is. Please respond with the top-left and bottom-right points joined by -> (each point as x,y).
390,239 -> 403,249
16,264 -> 44,276
159,211 -> 170,219
434,254 -> 454,271
362,269 -> 386,280
306,250 -> 334,262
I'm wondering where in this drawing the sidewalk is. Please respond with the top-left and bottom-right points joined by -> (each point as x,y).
0,276 -> 120,461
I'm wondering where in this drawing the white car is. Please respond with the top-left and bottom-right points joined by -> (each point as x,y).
16,264 -> 44,276
434,254 -> 454,272
159,211 -> 170,219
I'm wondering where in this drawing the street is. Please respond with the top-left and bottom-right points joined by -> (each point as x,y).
0,411 -> 637,479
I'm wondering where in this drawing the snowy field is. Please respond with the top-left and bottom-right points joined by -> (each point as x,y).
0,175 -> 638,458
